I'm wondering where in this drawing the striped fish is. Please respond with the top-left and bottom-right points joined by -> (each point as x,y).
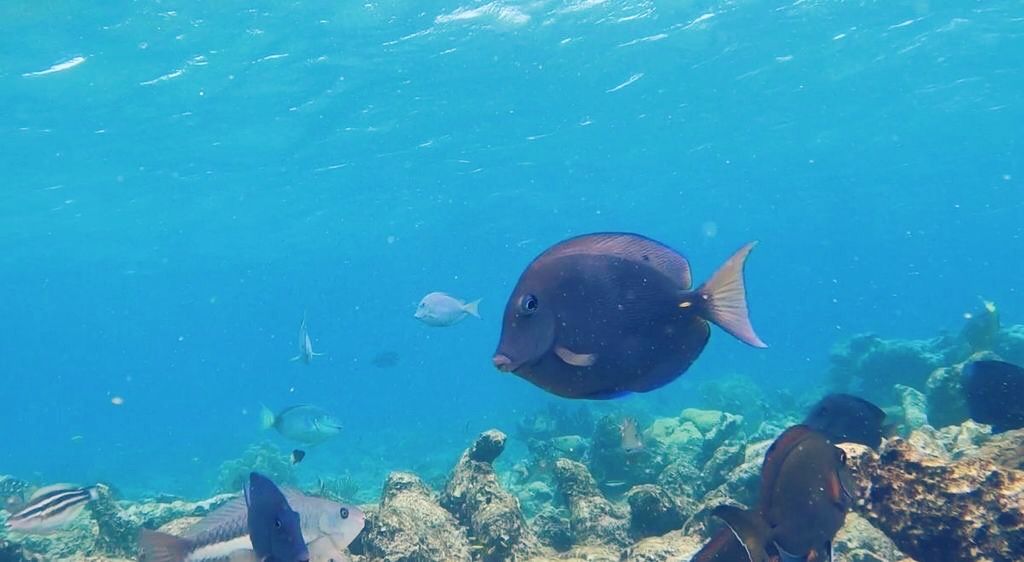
4,483 -> 100,534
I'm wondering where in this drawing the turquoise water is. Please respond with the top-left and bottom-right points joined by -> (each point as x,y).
1,1 -> 1021,500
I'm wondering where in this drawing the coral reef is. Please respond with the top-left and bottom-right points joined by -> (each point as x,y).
827,333 -> 968,402
215,441 -> 295,494
361,472 -> 471,562
843,425 -> 1024,562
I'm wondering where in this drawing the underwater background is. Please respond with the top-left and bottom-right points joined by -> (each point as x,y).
1,0 -> 1021,507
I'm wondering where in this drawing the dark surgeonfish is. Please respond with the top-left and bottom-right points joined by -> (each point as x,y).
492,233 -> 766,399
759,425 -> 855,562
803,393 -> 888,449
246,472 -> 309,562
4,483 -> 101,534
962,360 -> 1024,433
690,505 -> 771,562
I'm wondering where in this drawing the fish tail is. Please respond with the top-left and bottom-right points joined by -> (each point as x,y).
139,529 -> 192,562
463,298 -> 482,318
695,241 -> 767,348
259,405 -> 276,430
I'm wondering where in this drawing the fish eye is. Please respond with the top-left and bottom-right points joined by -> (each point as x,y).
520,294 -> 538,315
838,450 -> 848,464
274,518 -> 282,528
340,507 -> 349,519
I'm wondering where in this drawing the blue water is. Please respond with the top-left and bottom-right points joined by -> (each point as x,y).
1,1 -> 1021,499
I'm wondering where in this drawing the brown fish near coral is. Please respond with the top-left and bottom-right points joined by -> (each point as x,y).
620,417 -> 644,454
758,425 -> 855,561
492,233 -> 766,399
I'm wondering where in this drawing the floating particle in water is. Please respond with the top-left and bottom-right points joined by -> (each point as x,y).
111,396 -> 125,406
387,235 -> 397,244
701,221 -> 718,238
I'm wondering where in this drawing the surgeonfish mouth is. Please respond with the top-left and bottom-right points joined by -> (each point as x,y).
5,485 -> 98,531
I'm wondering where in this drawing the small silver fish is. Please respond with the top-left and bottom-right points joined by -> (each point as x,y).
413,292 -> 481,327
4,483 -> 100,534
261,405 -> 342,445
140,488 -> 364,562
291,313 -> 325,364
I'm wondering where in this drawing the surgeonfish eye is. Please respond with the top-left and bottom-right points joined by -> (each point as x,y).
274,518 -> 282,529
520,294 -> 539,315
838,449 -> 848,464
339,507 -> 349,519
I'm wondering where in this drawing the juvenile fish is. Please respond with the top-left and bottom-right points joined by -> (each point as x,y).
414,292 -> 481,327
4,483 -> 100,534
292,314 -> 325,364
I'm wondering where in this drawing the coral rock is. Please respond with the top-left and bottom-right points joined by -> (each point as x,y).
624,485 -> 684,539
442,430 -> 545,561
530,506 -> 574,552
842,430 -> 1024,562
362,472 -> 471,562
994,324 -> 1024,365
894,384 -> 928,432
553,458 -> 630,548
622,531 -> 704,562
833,512 -> 909,562
828,333 -> 966,403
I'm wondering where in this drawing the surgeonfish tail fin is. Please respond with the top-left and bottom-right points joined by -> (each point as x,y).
463,298 -> 482,318
259,405 -> 276,430
696,241 -> 767,348
711,504 -> 771,562
139,529 -> 192,562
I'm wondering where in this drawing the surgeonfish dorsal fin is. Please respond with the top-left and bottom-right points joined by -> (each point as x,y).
183,496 -> 247,539
711,504 -> 771,562
28,484 -> 80,501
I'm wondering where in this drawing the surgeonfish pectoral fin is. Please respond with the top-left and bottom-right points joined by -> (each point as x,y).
463,298 -> 482,318
711,504 -> 771,562
139,529 -> 193,562
555,346 -> 597,367
696,241 -> 767,348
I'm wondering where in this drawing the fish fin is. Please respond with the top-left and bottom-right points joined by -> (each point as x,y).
290,355 -> 302,362
695,241 -> 767,348
259,405 -> 276,430
463,298 -> 482,318
555,346 -> 597,367
227,549 -> 260,562
139,529 -> 192,562
184,496 -> 247,539
774,542 -> 804,562
582,388 -> 631,399
711,505 -> 770,562
27,483 -> 80,501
